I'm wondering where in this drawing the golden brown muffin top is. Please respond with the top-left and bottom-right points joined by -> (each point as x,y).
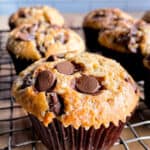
98,20 -> 150,55
83,8 -> 134,30
9,6 -> 64,29
7,23 -> 85,60
12,52 -> 139,129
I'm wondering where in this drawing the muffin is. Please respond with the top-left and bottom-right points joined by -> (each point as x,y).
98,20 -> 150,81
12,52 -> 139,150
83,8 -> 134,50
143,56 -> 150,107
142,11 -> 150,23
7,23 -> 85,74
9,6 -> 64,30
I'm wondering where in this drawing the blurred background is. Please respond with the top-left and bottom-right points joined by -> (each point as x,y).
0,0 -> 150,15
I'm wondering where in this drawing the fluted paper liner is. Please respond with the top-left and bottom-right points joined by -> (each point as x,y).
29,114 -> 124,150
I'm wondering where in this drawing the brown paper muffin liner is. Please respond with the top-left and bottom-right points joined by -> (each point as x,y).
144,68 -> 150,107
83,27 -> 100,51
29,114 -> 125,150
9,52 -> 34,74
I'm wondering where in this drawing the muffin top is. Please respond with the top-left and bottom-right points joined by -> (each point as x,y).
9,6 -> 64,29
98,20 -> 150,55
83,8 -> 134,30
142,11 -> 150,23
12,52 -> 139,129
7,23 -> 85,60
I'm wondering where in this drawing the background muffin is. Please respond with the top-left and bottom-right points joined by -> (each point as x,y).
83,8 -> 134,50
7,23 -> 85,74
9,6 -> 65,29
98,20 -> 150,81
12,52 -> 139,150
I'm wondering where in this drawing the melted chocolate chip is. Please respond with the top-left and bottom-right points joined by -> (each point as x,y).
56,61 -> 75,75
35,70 -> 56,92
21,74 -> 33,89
27,24 -> 38,33
71,62 -> 85,72
18,9 -> 27,18
48,92 -> 64,115
46,54 -> 65,62
16,32 -> 34,41
75,75 -> 101,94
93,13 -> 106,19
36,44 -> 45,57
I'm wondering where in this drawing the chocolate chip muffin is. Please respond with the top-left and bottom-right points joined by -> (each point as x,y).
9,6 -> 64,30
12,52 -> 139,150
7,23 -> 85,74
83,8 -> 134,50
98,20 -> 150,81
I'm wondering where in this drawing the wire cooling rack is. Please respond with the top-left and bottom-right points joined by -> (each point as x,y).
0,29 -> 150,150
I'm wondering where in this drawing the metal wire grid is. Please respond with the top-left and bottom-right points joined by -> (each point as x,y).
0,29 -> 150,150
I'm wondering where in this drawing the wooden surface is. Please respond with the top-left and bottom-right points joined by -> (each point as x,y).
0,12 -> 150,150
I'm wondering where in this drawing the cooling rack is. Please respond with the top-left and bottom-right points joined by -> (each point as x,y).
0,29 -> 150,150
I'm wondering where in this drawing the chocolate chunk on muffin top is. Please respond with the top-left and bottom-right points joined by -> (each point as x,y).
83,8 -> 134,30
12,52 -> 139,129
9,6 -> 64,29
7,23 -> 85,60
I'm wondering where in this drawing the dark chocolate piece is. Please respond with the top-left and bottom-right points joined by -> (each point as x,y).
18,8 -> 28,18
20,74 -> 33,89
46,54 -> 65,62
75,75 -> 101,94
16,32 -> 34,41
48,92 -> 64,115
35,70 -> 56,92
56,61 -> 75,75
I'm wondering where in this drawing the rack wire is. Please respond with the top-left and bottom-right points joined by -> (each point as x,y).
0,29 -> 150,150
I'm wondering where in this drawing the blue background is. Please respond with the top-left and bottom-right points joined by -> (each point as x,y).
0,0 -> 150,15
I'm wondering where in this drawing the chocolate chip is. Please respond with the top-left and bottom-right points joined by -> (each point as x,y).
35,70 -> 56,92
36,44 -> 45,57
48,92 -> 64,115
18,8 -> 27,18
27,24 -> 38,33
46,54 -> 65,62
56,61 -> 75,75
21,74 -> 33,89
71,62 -> 85,72
16,32 -> 34,41
93,13 -> 105,19
75,75 -> 101,94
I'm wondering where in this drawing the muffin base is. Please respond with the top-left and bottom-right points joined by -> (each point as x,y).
9,52 -> 34,74
144,69 -> 150,107
29,114 -> 125,150
83,27 -> 100,51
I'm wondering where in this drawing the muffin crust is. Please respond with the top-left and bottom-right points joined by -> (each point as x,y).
7,23 -> 85,60
9,6 -> 64,29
